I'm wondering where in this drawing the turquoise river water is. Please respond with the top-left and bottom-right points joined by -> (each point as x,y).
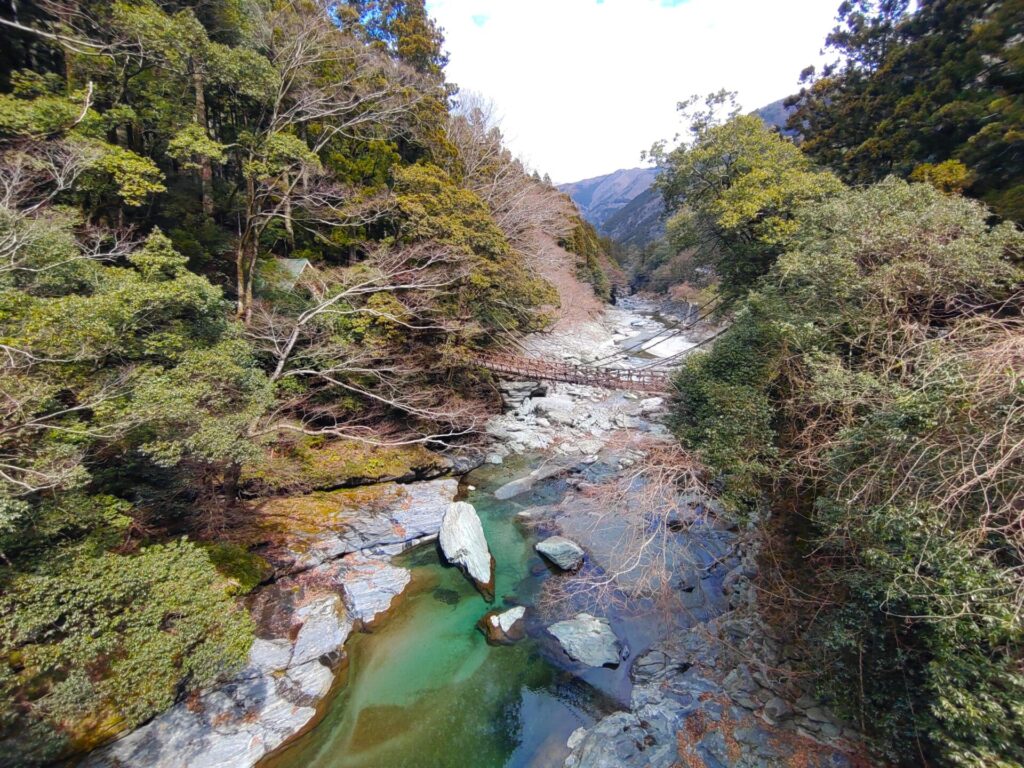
265,455 -> 656,768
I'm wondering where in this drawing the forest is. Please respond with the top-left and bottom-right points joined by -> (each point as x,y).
0,0 -> 613,762
0,0 -> 1021,767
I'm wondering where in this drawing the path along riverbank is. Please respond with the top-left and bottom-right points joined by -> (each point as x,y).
84,297 -> 868,768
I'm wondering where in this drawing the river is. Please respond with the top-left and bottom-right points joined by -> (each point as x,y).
266,301 -> 685,768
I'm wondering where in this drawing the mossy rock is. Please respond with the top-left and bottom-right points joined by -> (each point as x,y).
237,483 -> 403,546
202,542 -> 274,594
64,707 -> 129,754
240,438 -> 451,496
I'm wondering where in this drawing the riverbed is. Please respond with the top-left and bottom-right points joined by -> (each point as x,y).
265,301 -> 687,768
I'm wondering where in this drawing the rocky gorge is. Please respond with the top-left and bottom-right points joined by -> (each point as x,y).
83,298 -> 868,768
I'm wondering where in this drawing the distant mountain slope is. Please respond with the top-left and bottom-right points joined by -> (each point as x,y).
558,167 -> 658,230
600,186 -> 665,249
753,97 -> 797,136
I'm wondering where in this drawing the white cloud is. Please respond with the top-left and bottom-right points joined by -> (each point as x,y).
426,0 -> 839,183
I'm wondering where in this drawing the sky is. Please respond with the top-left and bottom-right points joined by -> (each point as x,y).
426,0 -> 841,184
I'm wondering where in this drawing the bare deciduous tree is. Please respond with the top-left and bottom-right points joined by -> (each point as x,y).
448,91 -> 575,264
231,4 -> 427,322
246,242 -> 488,447
539,436 -> 723,615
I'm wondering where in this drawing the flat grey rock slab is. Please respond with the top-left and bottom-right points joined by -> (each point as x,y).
494,474 -> 536,500
535,535 -> 585,570
341,554 -> 412,624
548,613 -> 622,668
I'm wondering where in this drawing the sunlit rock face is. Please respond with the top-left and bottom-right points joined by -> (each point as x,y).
478,606 -> 526,645
439,501 -> 495,601
535,535 -> 585,571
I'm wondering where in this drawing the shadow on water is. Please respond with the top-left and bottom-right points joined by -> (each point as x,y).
263,455 -> 672,768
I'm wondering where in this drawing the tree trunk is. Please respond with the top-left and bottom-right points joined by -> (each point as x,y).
235,235 -> 248,319
283,172 -> 294,245
193,66 -> 215,217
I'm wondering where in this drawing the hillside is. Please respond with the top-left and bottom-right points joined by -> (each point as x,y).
599,185 -> 665,248
561,101 -> 796,251
753,97 -> 796,134
557,167 -> 658,230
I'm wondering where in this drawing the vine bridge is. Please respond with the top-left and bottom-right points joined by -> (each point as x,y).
474,352 -> 674,394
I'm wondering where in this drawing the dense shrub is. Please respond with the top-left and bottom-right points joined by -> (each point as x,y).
671,179 -> 1024,765
0,538 -> 252,764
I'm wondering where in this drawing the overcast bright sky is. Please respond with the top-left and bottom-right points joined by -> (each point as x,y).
426,0 -> 841,183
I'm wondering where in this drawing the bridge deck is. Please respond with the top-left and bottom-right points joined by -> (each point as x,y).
474,352 -> 673,393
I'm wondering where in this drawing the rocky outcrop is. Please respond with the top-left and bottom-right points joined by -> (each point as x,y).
240,439 -> 452,496
241,477 -> 459,577
547,613 -> 622,668
564,626 -> 859,768
87,476 -> 462,768
562,534 -> 864,768
85,594 -> 352,768
340,553 -> 412,626
478,606 -> 526,645
535,535 -> 585,570
439,501 -> 495,600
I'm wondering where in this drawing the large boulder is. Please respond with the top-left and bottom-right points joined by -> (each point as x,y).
535,536 -> 585,570
478,606 -> 526,645
529,395 -> 576,425
563,712 -> 674,768
548,613 -> 622,668
439,501 -> 495,601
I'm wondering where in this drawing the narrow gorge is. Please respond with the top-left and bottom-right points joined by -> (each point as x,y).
82,300 -> 863,768
3,3 -> 1021,767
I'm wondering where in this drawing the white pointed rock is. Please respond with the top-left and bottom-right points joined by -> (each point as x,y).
439,501 -> 495,600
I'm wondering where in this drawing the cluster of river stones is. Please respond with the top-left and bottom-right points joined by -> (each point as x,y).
85,301 -> 865,768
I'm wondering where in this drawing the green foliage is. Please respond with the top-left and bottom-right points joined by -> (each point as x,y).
670,177 -> 1024,764
0,215 -> 266,757
83,141 -> 166,207
0,538 -> 253,762
560,215 -> 612,300
0,92 -> 86,138
670,299 -> 781,509
202,542 -> 273,595
0,0 -> 591,758
653,97 -> 841,300
392,163 -> 557,334
910,159 -> 974,194
167,123 -> 228,170
789,0 -> 1024,222
239,436 -> 448,495
630,209 -> 712,294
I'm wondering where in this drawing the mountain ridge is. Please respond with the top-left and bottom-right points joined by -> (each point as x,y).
557,167 -> 658,231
